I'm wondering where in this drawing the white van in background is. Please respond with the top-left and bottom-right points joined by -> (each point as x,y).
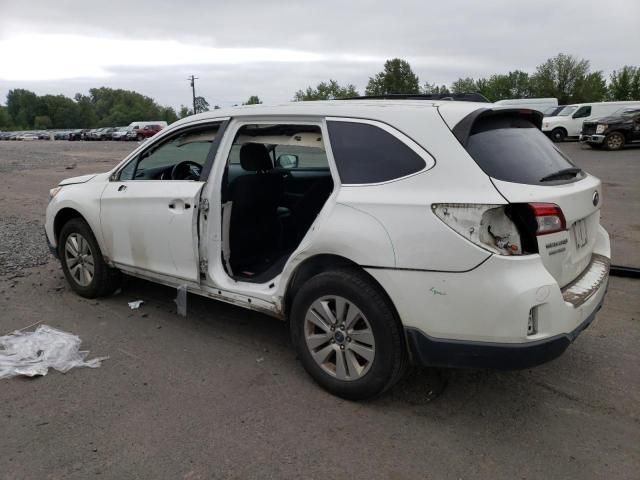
494,98 -> 558,114
542,101 -> 640,141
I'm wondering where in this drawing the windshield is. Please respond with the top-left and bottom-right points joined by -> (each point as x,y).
557,106 -> 578,116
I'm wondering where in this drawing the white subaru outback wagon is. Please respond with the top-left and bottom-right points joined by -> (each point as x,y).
45,99 -> 610,400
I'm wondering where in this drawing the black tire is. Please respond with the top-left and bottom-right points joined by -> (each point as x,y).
550,128 -> 567,142
290,268 -> 407,400
58,218 -> 121,298
604,132 -> 625,151
137,134 -> 144,141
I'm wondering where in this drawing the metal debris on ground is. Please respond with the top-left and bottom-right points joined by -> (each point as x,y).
0,325 -> 108,379
175,285 -> 187,317
128,300 -> 144,309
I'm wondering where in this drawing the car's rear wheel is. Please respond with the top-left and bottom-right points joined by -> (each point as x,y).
58,218 -> 121,298
550,128 -> 567,142
290,268 -> 407,400
137,134 -> 144,141
604,132 -> 625,151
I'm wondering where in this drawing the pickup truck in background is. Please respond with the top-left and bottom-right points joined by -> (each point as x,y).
580,106 -> 640,150
127,124 -> 164,141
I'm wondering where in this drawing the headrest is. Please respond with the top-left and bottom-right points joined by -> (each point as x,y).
239,143 -> 273,172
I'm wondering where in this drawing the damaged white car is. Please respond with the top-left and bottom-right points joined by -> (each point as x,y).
45,99 -> 611,399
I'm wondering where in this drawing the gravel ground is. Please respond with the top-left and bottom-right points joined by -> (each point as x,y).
0,139 -> 134,173
0,139 -> 638,480
0,216 -> 49,277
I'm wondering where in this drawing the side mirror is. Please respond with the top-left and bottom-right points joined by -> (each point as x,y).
276,153 -> 299,169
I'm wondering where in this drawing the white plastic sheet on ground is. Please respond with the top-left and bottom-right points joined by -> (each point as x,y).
0,325 -> 108,380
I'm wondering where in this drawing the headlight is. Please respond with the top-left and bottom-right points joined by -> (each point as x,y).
49,186 -> 62,200
596,124 -> 607,134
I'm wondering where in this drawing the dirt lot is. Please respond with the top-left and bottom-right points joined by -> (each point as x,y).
0,140 -> 639,480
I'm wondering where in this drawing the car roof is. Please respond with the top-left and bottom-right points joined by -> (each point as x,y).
172,100 -> 488,129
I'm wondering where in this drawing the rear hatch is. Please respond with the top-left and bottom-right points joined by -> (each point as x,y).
448,107 -> 601,287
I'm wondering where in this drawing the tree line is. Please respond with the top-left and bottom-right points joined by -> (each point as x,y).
0,87 -> 180,131
295,54 -> 640,105
1,53 -> 638,130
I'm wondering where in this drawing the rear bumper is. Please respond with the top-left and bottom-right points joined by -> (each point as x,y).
367,225 -> 611,369
405,296 -> 604,369
579,134 -> 605,144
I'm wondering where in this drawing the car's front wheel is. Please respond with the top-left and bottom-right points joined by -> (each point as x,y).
58,218 -> 121,298
604,132 -> 625,151
290,268 -> 407,400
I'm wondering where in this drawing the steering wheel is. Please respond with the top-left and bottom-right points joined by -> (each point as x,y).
171,160 -> 202,180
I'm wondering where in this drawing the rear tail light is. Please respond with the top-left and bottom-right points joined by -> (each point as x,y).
526,203 -> 566,236
432,202 -> 567,256
432,204 -> 523,255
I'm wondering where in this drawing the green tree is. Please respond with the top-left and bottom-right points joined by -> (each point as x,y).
33,115 -> 52,129
6,89 -> 39,128
74,93 -> 98,128
529,53 -> 604,104
422,83 -> 450,95
0,105 -> 13,130
38,94 -> 81,128
87,87 -> 174,125
243,95 -> 263,105
475,71 -> 532,101
450,77 -> 478,94
294,79 -> 358,101
575,71 -> 607,102
365,59 -> 420,96
608,66 -> 640,100
179,105 -> 192,118
159,106 -> 178,124
194,96 -> 209,113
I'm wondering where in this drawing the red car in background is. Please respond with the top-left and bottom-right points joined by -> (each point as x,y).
127,124 -> 164,141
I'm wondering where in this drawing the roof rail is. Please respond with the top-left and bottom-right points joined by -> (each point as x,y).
341,93 -> 490,103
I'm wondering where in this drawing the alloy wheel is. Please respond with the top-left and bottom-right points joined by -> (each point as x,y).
304,296 -> 376,381
64,233 -> 95,287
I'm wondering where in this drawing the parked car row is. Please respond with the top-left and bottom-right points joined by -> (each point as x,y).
1,121 -> 169,143
0,131 -> 52,140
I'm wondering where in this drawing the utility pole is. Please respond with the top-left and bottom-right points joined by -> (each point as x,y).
188,75 -> 198,114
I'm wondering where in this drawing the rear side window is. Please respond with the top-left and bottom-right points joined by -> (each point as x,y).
465,115 -> 580,185
327,121 -> 426,184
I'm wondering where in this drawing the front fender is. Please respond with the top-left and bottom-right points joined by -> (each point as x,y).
45,180 -> 109,257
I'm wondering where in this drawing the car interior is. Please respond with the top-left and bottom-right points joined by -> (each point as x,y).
221,124 -> 334,283
118,125 -> 220,181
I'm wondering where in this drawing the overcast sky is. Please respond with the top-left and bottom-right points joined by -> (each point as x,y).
1,0 -> 638,109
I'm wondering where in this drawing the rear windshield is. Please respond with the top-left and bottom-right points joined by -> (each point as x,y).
465,115 -> 580,185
